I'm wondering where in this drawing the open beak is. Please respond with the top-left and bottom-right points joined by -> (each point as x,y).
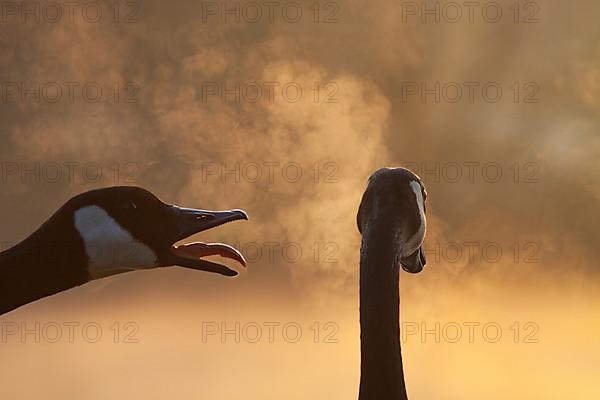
401,245 -> 426,274
166,206 -> 248,277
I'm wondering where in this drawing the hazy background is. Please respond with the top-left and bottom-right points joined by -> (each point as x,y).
0,0 -> 599,398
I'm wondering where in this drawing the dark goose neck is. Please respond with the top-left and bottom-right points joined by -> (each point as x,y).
359,223 -> 408,400
0,210 -> 89,315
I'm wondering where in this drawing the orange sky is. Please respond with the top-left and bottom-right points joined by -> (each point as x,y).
0,0 -> 599,398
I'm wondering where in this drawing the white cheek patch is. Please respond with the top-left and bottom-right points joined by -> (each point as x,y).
74,205 -> 158,279
404,181 -> 427,256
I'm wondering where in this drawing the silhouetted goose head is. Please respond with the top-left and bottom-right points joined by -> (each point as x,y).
357,167 -> 427,273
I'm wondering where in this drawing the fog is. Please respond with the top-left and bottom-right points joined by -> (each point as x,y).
0,0 -> 598,398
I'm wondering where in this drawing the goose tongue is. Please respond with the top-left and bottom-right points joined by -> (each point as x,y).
173,242 -> 246,268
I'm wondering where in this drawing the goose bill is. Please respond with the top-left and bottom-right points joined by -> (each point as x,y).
167,206 -> 248,276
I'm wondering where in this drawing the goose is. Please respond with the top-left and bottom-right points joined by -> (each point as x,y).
356,167 -> 427,400
0,186 -> 248,315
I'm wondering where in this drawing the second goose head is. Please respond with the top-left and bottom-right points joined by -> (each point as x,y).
67,186 -> 248,279
357,167 -> 427,273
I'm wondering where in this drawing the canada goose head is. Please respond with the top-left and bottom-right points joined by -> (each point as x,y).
65,186 -> 248,279
357,168 -> 427,273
